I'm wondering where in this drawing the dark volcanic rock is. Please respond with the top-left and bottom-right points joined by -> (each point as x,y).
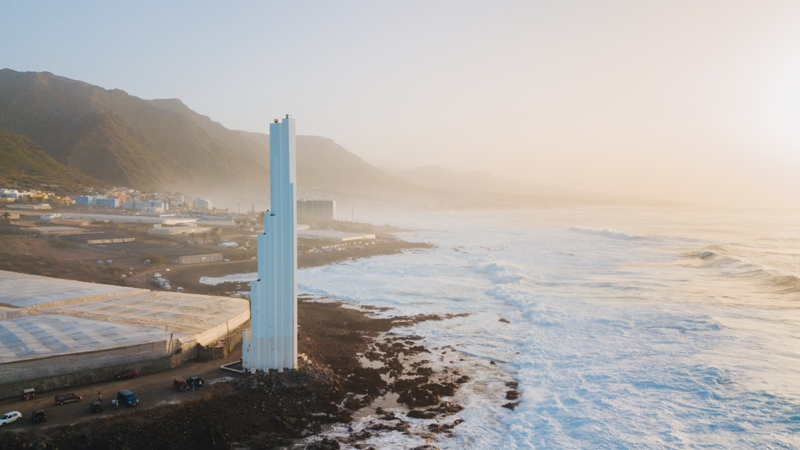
429,402 -> 464,415
398,387 -> 440,407
397,382 -> 457,407
306,438 -> 342,449
407,409 -> 438,419
0,300 -> 470,450
505,390 -> 520,400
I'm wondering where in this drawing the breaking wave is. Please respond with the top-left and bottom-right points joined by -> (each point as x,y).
569,226 -> 646,241
687,247 -> 800,294
698,250 -> 715,259
475,261 -> 526,284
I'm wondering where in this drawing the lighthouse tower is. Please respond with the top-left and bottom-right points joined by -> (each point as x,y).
242,116 -> 297,371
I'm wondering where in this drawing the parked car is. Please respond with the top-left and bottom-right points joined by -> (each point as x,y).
116,369 -> 139,380
22,388 -> 35,401
176,287 -> 184,292
90,401 -> 102,413
0,411 -> 21,426
173,377 -> 188,392
32,410 -> 46,424
187,376 -> 205,389
117,390 -> 139,407
54,393 -> 82,405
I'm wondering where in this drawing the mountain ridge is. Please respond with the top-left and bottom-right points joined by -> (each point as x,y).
385,164 -> 688,208
0,68 -> 681,209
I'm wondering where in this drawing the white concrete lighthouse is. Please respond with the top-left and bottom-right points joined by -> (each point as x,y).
242,115 -> 297,371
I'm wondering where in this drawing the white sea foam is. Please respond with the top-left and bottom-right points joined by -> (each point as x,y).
199,272 -> 257,286
475,261 -> 526,284
296,209 -> 800,448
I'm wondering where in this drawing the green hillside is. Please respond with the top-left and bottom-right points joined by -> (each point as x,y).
0,69 -> 268,194
0,69 -> 418,198
0,127 -> 104,193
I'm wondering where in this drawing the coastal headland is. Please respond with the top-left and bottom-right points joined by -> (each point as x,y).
0,297 -> 478,449
0,224 -> 517,449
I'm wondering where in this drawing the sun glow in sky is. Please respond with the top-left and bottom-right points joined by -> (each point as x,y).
1,1 -> 799,208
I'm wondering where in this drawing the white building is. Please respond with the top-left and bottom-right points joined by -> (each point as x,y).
124,200 -> 168,214
0,189 -> 20,199
193,197 -> 213,211
243,116 -> 297,371
296,199 -> 335,221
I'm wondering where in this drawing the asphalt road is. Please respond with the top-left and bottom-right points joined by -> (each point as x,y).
0,351 -> 245,432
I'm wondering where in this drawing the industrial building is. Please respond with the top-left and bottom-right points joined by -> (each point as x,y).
28,226 -> 86,236
147,225 -> 212,236
296,199 -> 335,221
0,270 -> 249,398
61,232 -> 136,246
56,213 -> 196,226
297,230 -> 376,243
6,203 -> 51,210
243,116 -> 298,371
168,253 -> 224,265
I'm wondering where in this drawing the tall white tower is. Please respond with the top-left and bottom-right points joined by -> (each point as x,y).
242,116 -> 297,371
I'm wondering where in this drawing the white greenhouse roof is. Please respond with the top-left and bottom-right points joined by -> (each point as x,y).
0,270 -> 250,364
0,314 -> 170,364
0,271 -> 134,308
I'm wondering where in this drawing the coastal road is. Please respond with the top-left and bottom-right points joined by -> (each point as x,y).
0,351 -> 245,432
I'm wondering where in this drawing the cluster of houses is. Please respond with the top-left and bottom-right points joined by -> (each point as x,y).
1,186 -> 214,215
0,188 -> 72,209
75,189 -> 213,214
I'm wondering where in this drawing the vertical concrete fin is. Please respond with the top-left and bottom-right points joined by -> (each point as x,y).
244,116 -> 297,372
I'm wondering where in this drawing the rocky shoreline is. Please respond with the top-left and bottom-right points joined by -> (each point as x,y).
0,236 -> 520,449
0,298 -> 519,450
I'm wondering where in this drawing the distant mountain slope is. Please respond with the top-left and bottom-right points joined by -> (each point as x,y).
0,68 -> 678,209
238,132 -> 423,195
146,100 -> 422,195
0,69 -> 420,199
0,127 -> 104,193
389,165 -> 685,207
0,69 -> 267,193
388,165 -> 589,198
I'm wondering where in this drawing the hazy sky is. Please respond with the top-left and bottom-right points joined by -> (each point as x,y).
2,1 -> 799,208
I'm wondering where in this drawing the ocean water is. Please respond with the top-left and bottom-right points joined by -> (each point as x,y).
209,208 -> 800,448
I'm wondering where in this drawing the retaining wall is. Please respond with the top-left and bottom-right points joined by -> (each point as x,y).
0,337 -> 197,400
